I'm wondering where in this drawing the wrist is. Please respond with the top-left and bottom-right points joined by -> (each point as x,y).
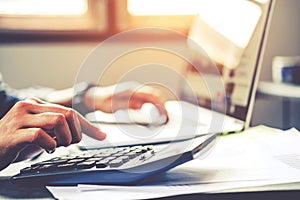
72,82 -> 96,115
44,88 -> 73,107
83,86 -> 98,111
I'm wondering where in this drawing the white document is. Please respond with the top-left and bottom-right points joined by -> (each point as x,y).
82,101 -> 203,149
47,179 -> 300,200
47,126 -> 300,200
81,100 -> 243,149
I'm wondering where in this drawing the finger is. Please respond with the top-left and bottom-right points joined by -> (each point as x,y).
64,109 -> 82,144
52,114 -> 72,147
154,103 -> 169,122
108,92 -> 133,112
22,112 -> 72,147
111,91 -> 169,120
25,97 -> 48,104
40,105 -> 105,141
24,98 -> 106,141
129,92 -> 168,118
25,100 -> 70,114
77,114 -> 106,141
133,94 -> 169,122
14,128 -> 57,153
110,92 -> 151,110
23,103 -> 92,143
130,92 -> 163,107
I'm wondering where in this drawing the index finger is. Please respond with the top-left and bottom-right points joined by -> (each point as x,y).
76,113 -> 106,141
25,100 -> 107,141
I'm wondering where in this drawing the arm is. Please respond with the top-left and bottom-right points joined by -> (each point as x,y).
44,82 -> 168,119
1,73 -> 168,118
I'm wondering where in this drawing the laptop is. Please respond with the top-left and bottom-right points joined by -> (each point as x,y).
179,0 -> 275,132
12,0 -> 274,186
79,0 -> 274,148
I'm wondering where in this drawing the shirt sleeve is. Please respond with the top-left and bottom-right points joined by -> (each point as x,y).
0,72 -> 56,99
0,73 -> 54,119
0,90 -> 20,119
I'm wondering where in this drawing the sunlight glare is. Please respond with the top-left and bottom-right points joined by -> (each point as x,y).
0,0 -> 87,15
198,0 -> 262,48
128,0 -> 203,16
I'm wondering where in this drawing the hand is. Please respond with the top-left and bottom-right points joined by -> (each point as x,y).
84,82 -> 168,120
44,82 -> 169,120
0,97 -> 106,171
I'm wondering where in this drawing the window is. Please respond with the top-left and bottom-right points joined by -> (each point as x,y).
127,0 -> 204,15
2,0 -> 243,41
115,0 -> 201,34
0,0 -> 108,40
0,0 -> 87,16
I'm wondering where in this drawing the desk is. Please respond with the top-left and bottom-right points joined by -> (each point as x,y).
1,176 -> 300,200
257,81 -> 300,129
1,126 -> 300,199
0,177 -> 53,199
158,190 -> 300,200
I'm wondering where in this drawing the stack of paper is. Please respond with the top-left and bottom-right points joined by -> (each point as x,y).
47,125 -> 300,199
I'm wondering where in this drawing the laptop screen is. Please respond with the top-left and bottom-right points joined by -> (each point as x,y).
179,0 -> 274,127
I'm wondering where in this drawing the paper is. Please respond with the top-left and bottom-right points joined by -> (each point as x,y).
47,179 -> 300,200
81,101 -> 202,149
47,126 -> 300,199
86,103 -> 167,125
81,100 -> 243,149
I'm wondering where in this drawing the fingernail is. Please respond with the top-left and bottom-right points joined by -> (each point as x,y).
98,131 -> 107,140
46,148 -> 56,154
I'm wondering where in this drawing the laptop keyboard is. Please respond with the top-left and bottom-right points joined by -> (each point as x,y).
19,145 -> 155,175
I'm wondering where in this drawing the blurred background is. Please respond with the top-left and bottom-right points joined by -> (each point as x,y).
0,0 -> 300,129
